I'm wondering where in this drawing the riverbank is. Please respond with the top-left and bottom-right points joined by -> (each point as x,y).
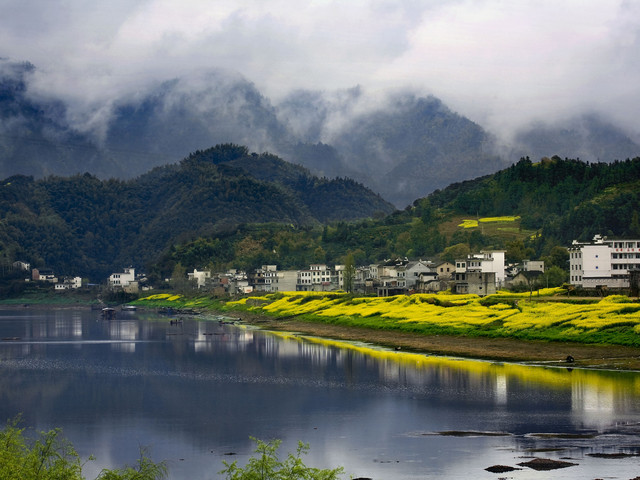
7,290 -> 639,370
231,309 -> 640,371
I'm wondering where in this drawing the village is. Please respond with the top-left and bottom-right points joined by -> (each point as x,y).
15,234 -> 640,298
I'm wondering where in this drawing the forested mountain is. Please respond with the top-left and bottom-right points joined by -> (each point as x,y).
427,155 -> 640,246
281,93 -> 506,207
151,156 -> 640,281
0,145 -> 393,280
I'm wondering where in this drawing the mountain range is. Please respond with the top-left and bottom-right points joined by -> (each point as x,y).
1,58 -> 640,207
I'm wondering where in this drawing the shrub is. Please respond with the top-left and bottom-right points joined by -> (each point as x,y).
220,437 -> 344,480
0,417 -> 167,480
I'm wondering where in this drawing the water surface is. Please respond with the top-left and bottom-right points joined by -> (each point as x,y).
0,307 -> 639,479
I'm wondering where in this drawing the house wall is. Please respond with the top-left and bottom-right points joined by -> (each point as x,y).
481,251 -> 505,287
110,268 -> 135,287
569,237 -> 640,288
275,271 -> 298,292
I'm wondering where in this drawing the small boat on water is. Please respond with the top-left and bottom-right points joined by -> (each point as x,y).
101,307 -> 116,319
121,305 -> 137,312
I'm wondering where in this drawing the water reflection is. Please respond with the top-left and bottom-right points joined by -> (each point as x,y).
0,308 -> 639,479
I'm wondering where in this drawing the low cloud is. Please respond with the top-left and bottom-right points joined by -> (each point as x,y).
0,0 -> 639,143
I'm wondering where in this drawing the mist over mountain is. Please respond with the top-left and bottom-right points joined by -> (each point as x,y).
512,114 -> 640,164
0,59 -> 124,178
1,58 -> 639,208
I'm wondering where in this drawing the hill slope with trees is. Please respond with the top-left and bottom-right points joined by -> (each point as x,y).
0,144 -> 394,281
151,156 -> 640,282
2,152 -> 639,287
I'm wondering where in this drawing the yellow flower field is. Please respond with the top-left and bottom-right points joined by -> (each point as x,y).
226,290 -> 640,346
458,216 -> 521,228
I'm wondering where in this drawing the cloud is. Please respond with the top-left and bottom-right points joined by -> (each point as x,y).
0,0 -> 639,141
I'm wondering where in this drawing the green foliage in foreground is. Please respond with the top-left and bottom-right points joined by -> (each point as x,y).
0,418 -> 344,480
0,417 -> 167,480
220,437 -> 344,480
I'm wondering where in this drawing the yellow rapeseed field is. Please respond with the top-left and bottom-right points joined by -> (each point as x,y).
227,289 -> 640,346
458,216 -> 520,228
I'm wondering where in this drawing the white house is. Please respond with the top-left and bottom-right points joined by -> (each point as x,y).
12,261 -> 30,271
455,251 -> 506,290
109,267 -> 136,291
404,260 -> 434,289
297,264 -> 332,291
54,277 -> 82,291
32,268 -> 57,283
522,260 -> 545,273
188,268 -> 212,289
569,235 -> 640,288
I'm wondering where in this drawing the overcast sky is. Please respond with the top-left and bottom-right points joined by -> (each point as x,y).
1,0 -> 639,139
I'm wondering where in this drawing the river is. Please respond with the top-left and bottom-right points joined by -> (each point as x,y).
0,307 -> 639,479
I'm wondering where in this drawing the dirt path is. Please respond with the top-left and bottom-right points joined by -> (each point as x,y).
233,312 -> 640,371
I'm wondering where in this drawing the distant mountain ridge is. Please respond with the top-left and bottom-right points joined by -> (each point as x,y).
1,58 -> 640,207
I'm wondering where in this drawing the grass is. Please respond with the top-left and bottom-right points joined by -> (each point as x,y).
441,215 -> 536,242
130,293 -> 227,311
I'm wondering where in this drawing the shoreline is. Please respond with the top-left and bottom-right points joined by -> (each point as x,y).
229,310 -> 640,371
4,301 -> 640,371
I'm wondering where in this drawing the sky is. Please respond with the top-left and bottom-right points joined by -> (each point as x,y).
1,0 -> 639,140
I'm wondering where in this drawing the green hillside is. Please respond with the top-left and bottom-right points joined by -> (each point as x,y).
0,144 -> 394,281
152,156 -> 640,280
1,151 -> 639,286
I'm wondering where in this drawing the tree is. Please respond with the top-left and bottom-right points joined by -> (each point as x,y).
542,246 -> 569,270
313,246 -> 327,264
441,243 -> 470,264
541,266 -> 568,288
505,240 -> 534,264
0,418 -> 83,480
343,253 -> 355,293
630,211 -> 640,237
170,263 -> 190,291
220,438 -> 344,480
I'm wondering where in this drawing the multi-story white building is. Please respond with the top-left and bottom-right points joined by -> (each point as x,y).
297,264 -> 333,291
569,235 -> 640,288
455,251 -> 506,289
109,267 -> 136,291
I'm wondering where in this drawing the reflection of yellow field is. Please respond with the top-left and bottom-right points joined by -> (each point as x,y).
267,330 -> 640,398
227,291 -> 640,346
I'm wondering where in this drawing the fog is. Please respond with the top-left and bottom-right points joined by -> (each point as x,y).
1,0 -> 639,144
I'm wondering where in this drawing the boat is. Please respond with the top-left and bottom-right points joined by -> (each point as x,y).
101,307 -> 116,319
121,305 -> 137,312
